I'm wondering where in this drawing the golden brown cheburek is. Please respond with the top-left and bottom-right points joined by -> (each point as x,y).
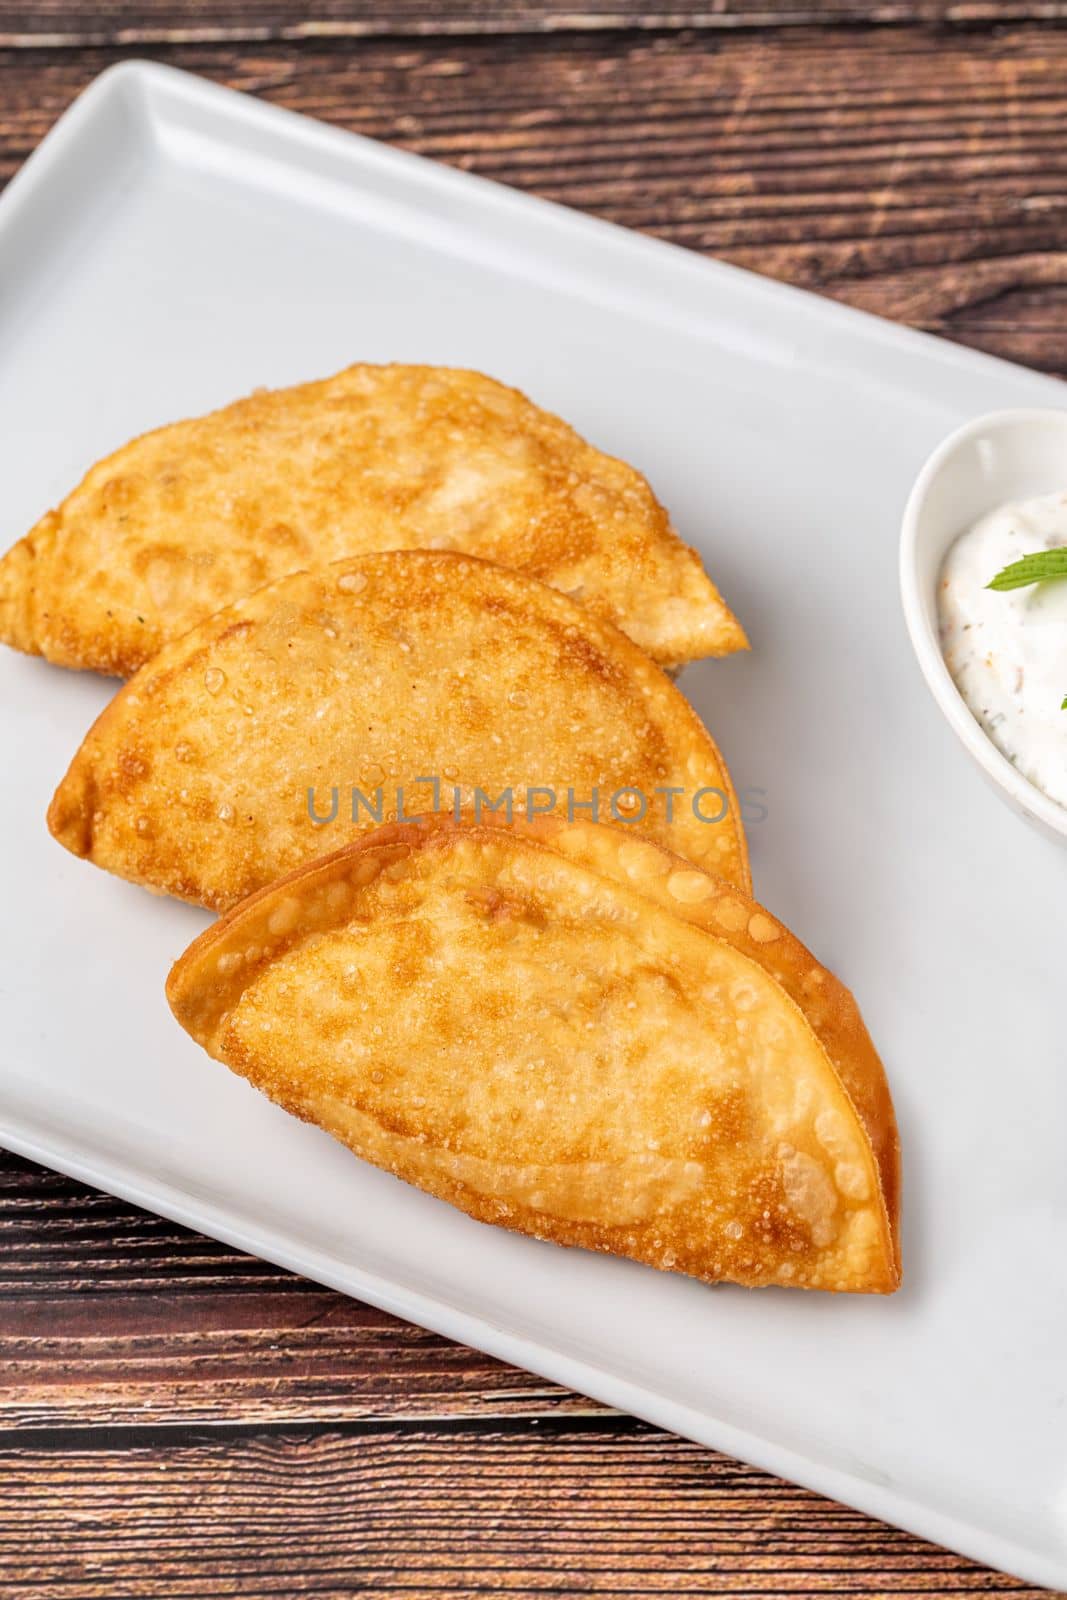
47,551 -> 749,911
167,822 -> 900,1294
383,810 -> 899,1267
0,364 -> 746,675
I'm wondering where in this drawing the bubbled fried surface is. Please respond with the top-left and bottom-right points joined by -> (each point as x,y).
47,551 -> 749,910
166,826 -> 898,1294
0,364 -> 747,675
400,812 -> 900,1269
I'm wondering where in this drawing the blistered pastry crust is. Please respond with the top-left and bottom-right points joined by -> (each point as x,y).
0,364 -> 746,675
167,824 -> 899,1294
47,552 -> 749,910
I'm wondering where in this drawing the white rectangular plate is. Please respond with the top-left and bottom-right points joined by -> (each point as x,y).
2,61 -> 1065,1589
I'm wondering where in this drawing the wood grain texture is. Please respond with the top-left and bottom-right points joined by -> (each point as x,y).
0,1428 -> 1047,1599
1,8 -> 1065,1594
5,0 -> 1067,49
0,1164 -> 591,1431
1,26 -> 1066,374
0,1150 -> 1059,1596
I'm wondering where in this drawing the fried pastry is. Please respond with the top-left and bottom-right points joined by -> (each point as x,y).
48,551 -> 749,910
378,809 -> 900,1265
167,823 -> 900,1294
0,363 -> 747,675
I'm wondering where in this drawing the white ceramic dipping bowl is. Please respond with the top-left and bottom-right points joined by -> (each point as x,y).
900,406 -> 1067,845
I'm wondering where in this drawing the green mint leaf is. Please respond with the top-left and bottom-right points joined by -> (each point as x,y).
987,548 -> 1067,590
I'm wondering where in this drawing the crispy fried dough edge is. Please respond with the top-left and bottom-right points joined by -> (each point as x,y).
46,551 -> 751,905
0,515 -> 138,673
4,363 -> 747,674
340,811 -> 898,1276
166,822 -> 898,1292
471,812 -> 899,1275
42,650 -> 205,903
413,366 -> 750,665
0,530 -> 42,663
2,501 -> 162,679
366,810 -> 899,1275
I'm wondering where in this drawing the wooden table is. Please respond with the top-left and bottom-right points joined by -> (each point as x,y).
1,5 -> 1063,1594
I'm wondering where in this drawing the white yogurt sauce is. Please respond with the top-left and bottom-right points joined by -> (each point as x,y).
938,491 -> 1067,810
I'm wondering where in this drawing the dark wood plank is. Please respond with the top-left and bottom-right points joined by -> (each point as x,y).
4,0 -> 1067,50
2,28 -> 1066,374
0,1427 -> 1045,1598
0,1151 -> 1059,1599
0,1150 -> 301,1297
0,1153 -> 591,1428
0,1301 -> 595,1430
